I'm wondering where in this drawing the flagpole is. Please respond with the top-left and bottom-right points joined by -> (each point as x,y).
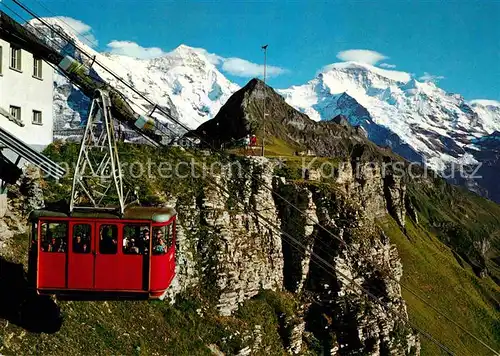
263,47 -> 267,85
261,45 -> 268,157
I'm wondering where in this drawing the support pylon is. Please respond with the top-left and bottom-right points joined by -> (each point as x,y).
70,89 -> 125,214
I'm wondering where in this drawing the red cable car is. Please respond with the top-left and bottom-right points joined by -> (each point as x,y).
27,206 -> 176,300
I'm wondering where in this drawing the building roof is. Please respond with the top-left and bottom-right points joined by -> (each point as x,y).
29,206 -> 176,223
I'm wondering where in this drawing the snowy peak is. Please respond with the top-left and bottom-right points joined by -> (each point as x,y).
146,44 -> 213,69
468,100 -> 500,134
141,45 -> 238,126
32,15 -> 240,130
279,61 -> 414,121
319,61 -> 412,86
280,60 -> 500,172
470,99 -> 500,108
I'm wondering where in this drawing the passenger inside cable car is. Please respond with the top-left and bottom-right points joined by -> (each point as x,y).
28,206 -> 177,300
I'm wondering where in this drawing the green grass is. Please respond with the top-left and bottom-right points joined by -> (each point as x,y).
379,216 -> 500,356
264,137 -> 301,157
225,137 -> 300,157
0,282 -> 297,355
407,180 -> 500,283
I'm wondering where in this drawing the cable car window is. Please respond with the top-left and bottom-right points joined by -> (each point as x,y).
123,225 -> 149,255
152,225 -> 171,254
40,222 -> 68,253
166,224 -> 172,248
99,225 -> 118,254
73,224 -> 91,254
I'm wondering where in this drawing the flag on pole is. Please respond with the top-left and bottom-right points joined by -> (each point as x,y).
262,44 -> 268,50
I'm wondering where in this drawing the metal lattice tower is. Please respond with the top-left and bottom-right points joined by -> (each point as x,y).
70,89 -> 125,214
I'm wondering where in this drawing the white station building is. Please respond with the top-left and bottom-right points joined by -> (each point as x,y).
0,37 -> 54,151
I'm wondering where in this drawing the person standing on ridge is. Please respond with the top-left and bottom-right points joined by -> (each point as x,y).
250,134 -> 257,147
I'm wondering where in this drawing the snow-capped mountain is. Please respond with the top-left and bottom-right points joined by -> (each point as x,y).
93,45 -> 239,128
30,18 -> 239,133
29,17 -> 500,199
279,62 -> 500,172
469,100 -> 500,133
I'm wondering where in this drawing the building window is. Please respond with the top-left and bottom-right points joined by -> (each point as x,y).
32,110 -> 42,125
33,57 -> 42,79
10,46 -> 22,71
9,106 -> 21,122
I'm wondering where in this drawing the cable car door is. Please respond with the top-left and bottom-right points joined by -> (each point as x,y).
67,222 -> 94,289
94,222 -> 121,290
150,222 -> 175,293
119,224 -> 148,291
38,221 -> 68,289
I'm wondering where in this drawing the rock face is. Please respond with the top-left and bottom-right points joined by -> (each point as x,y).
166,156 -> 419,355
459,131 -> 500,203
168,158 -> 284,316
0,167 -> 42,257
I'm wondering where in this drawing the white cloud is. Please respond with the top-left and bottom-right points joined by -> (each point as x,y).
336,49 -> 387,65
379,63 -> 396,69
107,41 -> 166,59
221,57 -> 286,78
419,72 -> 445,82
52,16 -> 98,47
469,99 -> 500,107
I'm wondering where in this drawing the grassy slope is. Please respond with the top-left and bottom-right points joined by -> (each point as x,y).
379,217 -> 500,355
408,180 -> 500,283
1,232 -> 297,356
0,291 -> 295,356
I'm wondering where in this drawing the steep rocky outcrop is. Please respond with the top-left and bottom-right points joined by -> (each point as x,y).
164,155 -> 419,355
0,167 -> 43,256
172,79 -> 422,354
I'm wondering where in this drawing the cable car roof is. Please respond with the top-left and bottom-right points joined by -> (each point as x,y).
29,206 -> 176,223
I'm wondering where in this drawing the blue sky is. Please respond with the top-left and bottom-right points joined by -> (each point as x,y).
3,0 -> 499,100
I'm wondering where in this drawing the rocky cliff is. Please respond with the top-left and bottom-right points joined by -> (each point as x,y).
160,153 -> 420,355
